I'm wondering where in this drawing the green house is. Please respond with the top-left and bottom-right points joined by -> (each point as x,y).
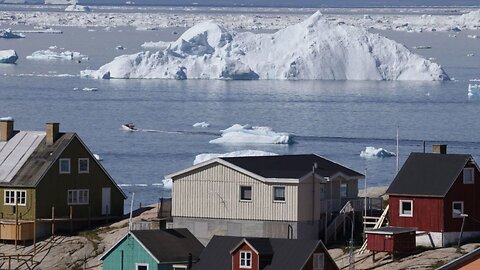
0,119 -> 126,241
101,229 -> 204,270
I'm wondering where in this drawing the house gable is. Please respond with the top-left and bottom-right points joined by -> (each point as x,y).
102,233 -> 159,270
231,241 -> 260,270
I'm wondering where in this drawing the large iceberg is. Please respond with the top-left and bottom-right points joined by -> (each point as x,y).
194,150 -> 277,165
360,146 -> 396,158
82,11 -> 449,81
0,50 -> 18,64
209,124 -> 293,145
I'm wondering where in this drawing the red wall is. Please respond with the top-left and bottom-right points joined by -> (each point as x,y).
232,243 -> 258,270
388,196 -> 444,232
366,232 -> 415,253
444,164 -> 480,232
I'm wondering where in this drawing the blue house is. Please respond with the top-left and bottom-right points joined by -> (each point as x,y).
101,229 -> 204,270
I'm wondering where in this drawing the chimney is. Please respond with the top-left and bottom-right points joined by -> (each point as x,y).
432,144 -> 447,154
46,123 -> 60,145
0,119 -> 14,142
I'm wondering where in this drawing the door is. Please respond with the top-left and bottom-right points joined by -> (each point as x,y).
102,187 -> 111,215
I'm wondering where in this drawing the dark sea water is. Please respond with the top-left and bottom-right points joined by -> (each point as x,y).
1,18 -> 480,211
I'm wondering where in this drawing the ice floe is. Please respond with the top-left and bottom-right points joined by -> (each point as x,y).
209,124 -> 293,144
82,11 -> 449,81
26,49 -> 88,60
162,178 -> 172,189
0,50 -> 18,64
193,122 -> 210,128
468,84 -> 480,97
194,150 -> 277,165
65,4 -> 91,12
93,154 -> 103,161
0,116 -> 14,121
0,29 -> 25,39
360,146 -> 396,158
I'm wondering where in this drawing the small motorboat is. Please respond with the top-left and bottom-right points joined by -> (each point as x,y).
121,123 -> 138,131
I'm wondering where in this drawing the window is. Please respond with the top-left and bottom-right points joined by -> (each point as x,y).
4,190 -> 27,206
172,265 -> 187,270
273,186 -> 285,201
452,201 -> 464,218
399,200 -> 413,217
313,253 -> 325,270
463,168 -> 474,184
78,158 -> 89,173
67,189 -> 89,205
135,263 -> 149,270
240,186 -> 252,201
59,158 -> 70,174
240,251 -> 252,268
340,183 -> 348,198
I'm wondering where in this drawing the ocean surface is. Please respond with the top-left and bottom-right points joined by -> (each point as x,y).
1,10 -> 480,211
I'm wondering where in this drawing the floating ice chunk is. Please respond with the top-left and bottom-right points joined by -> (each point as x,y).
82,87 -> 98,91
413,45 -> 432,49
26,49 -> 88,60
116,45 -> 125,50
209,124 -> 293,144
193,122 -> 210,128
0,29 -> 25,39
162,178 -> 172,189
49,45 -> 58,50
468,84 -> 480,97
141,41 -> 171,49
467,35 -> 479,39
65,4 -> 91,12
83,11 -> 449,81
360,147 -> 396,158
194,150 -> 278,165
0,116 -> 14,121
93,154 -> 103,161
0,50 -> 18,64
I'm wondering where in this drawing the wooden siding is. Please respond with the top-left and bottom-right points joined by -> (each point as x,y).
444,163 -> 480,232
35,136 -> 124,219
103,234 -> 158,270
172,163 -> 298,221
297,176 -> 322,221
388,196 -> 444,232
366,232 -> 415,253
232,243 -> 259,270
0,188 -> 35,220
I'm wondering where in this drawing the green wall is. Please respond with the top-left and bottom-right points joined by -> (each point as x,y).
0,188 -> 35,220
103,234 -> 159,270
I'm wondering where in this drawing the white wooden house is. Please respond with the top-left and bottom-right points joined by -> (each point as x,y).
166,154 -> 364,245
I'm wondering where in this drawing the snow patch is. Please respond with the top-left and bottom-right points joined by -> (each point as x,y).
209,124 -> 293,144
82,12 -> 448,81
360,147 -> 396,158
194,150 -> 277,165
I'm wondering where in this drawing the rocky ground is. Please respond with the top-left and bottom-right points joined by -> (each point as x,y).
0,201 -> 475,270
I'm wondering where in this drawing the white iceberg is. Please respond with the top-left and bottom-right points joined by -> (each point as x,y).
26,49 -> 88,60
82,11 -> 449,81
162,178 -> 172,189
141,41 -> 171,49
0,50 -> 18,64
65,4 -> 91,12
93,154 -> 103,161
209,124 -> 293,145
0,116 -> 14,121
360,147 -> 396,158
0,29 -> 25,39
193,122 -> 210,128
194,150 -> 277,165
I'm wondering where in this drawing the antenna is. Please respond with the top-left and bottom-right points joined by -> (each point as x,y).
396,126 -> 399,173
129,192 -> 135,231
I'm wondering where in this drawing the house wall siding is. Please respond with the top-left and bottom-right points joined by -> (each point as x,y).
444,163 -> 480,232
35,136 -> 124,219
102,234 -> 158,270
388,196 -> 444,232
172,163 -> 298,221
0,188 -> 35,220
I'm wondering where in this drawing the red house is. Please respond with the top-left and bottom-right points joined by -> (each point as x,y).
192,235 -> 339,270
386,146 -> 480,247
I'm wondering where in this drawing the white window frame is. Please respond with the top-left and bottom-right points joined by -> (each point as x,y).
313,253 -> 325,270
452,201 -> 464,218
399,200 -> 413,217
67,189 -> 89,205
239,251 -> 252,268
4,190 -> 27,206
135,263 -> 149,270
59,158 -> 71,174
240,186 -> 252,202
273,186 -> 286,202
463,168 -> 474,184
78,158 -> 89,174
340,183 -> 348,198
172,265 -> 187,270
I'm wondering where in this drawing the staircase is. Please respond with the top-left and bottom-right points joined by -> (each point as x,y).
324,201 -> 355,244
358,204 -> 389,254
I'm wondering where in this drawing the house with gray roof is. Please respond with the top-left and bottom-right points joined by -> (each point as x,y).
166,154 -> 364,245
387,145 -> 480,247
101,228 -> 204,270
0,119 -> 126,241
191,235 -> 339,270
